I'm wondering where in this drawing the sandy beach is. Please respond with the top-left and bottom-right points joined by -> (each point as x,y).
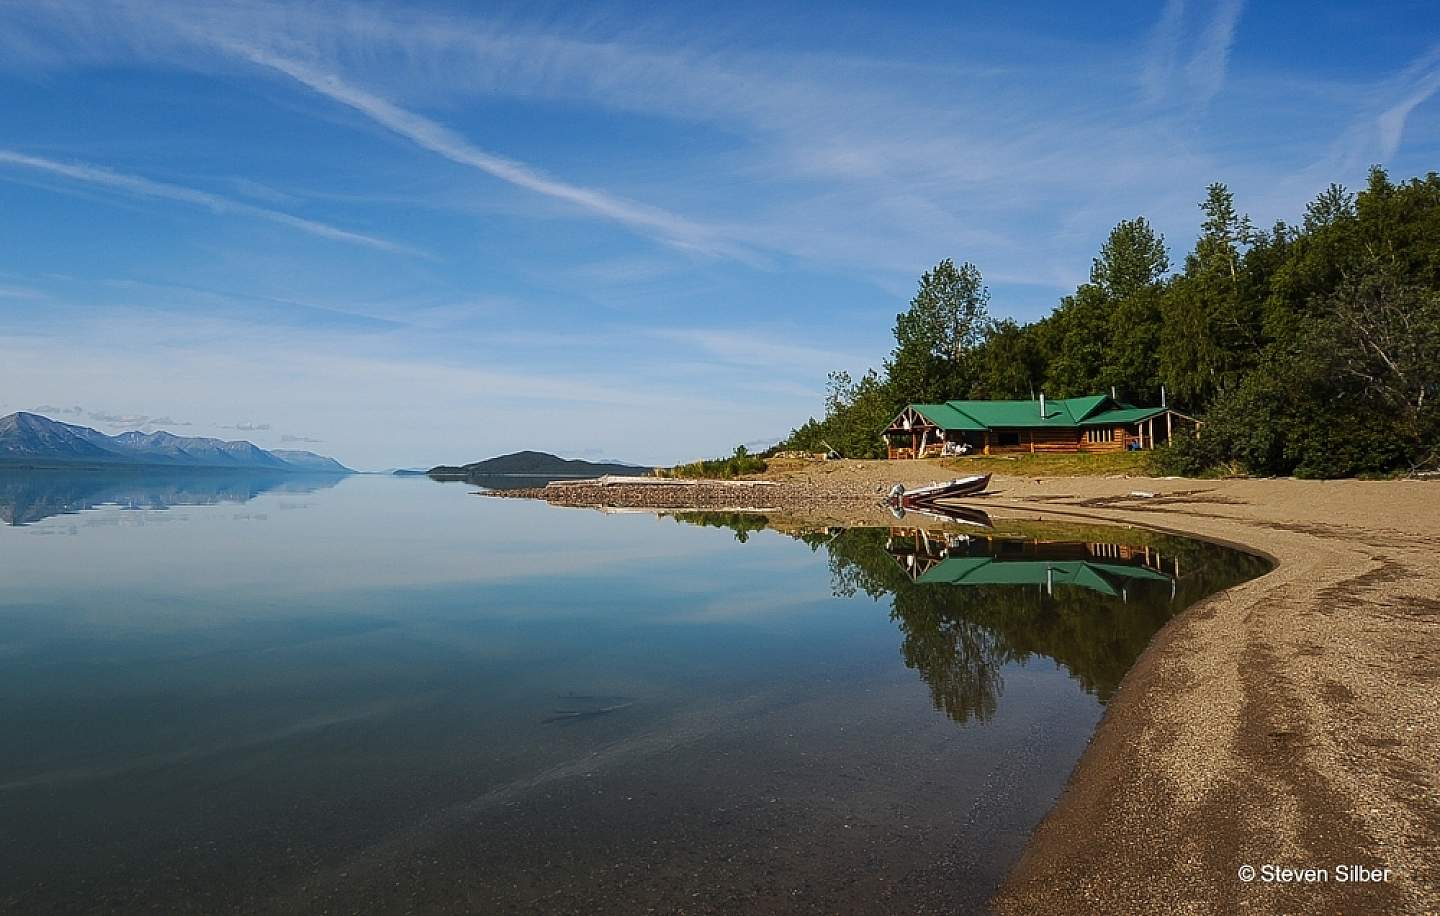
492,459 -> 1440,913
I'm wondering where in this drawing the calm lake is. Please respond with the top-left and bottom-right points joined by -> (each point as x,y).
0,471 -> 1269,913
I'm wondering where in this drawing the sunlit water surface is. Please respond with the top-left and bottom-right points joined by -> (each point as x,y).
0,471 -> 1269,913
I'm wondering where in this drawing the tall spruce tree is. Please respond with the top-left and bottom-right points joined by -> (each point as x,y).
1159,183 -> 1261,406
1100,219 -> 1169,402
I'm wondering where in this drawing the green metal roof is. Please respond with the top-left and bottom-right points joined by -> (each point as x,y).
910,403 -> 988,431
1060,394 -> 1111,421
941,398 -> 1083,429
916,558 -> 1173,596
897,394 -> 1167,431
1078,406 -> 1169,426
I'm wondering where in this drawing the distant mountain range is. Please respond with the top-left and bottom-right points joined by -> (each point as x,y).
0,412 -> 353,472
428,450 -> 652,479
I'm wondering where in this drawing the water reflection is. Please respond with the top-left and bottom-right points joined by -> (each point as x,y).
0,470 -> 346,526
885,526 -> 1176,597
888,501 -> 994,528
674,512 -> 1270,725
0,482 -> 1273,914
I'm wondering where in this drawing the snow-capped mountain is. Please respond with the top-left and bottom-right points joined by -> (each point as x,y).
0,412 -> 353,472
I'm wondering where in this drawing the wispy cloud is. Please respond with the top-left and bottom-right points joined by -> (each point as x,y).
28,406 -> 196,430
648,328 -> 869,376
0,285 -> 47,300
1141,0 -> 1187,105
1185,0 -> 1244,105
1141,0 -> 1245,108
1376,46 -> 1440,160
220,422 -> 271,432
28,404 -> 85,417
223,43 -> 744,259
0,149 -> 417,255
86,410 -> 149,426
1295,43 -> 1440,187
280,434 -> 323,444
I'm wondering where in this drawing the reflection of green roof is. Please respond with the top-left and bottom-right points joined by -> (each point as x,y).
916,558 -> 1173,597
896,394 -> 1167,431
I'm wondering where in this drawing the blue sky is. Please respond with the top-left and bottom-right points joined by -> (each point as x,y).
1,1 -> 1437,468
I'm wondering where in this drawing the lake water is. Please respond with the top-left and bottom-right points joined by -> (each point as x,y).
0,471 -> 1269,913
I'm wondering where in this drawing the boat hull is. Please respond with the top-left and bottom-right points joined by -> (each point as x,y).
895,474 -> 990,508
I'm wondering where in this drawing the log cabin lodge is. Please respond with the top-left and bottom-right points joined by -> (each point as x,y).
883,393 -> 1194,459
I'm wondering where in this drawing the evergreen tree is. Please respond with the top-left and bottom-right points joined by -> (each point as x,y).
1092,216 -> 1170,298
1097,218 -> 1169,401
1159,183 -> 1262,405
1044,285 -> 1109,396
1047,218 -> 1169,400
973,319 -> 1044,399
1303,183 -> 1355,232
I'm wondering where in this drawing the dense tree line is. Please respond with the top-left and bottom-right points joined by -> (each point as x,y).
782,168 -> 1440,477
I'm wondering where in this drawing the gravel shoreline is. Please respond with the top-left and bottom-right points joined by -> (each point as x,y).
484,480 -> 887,512
487,461 -> 1440,913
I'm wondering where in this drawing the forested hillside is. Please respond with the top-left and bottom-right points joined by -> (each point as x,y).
783,168 -> 1440,478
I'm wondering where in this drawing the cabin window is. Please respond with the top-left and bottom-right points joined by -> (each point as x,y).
997,431 -> 1021,447
1086,427 -> 1115,444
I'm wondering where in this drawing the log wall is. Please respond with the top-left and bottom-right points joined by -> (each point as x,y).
980,426 -> 1131,455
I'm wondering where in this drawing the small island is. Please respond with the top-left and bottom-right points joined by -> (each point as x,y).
427,450 -> 652,481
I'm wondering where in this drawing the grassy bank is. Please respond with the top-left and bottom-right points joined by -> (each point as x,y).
939,450 -> 1157,477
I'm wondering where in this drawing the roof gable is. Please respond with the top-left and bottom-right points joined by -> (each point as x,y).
905,403 -> 987,431
1061,394 -> 1112,422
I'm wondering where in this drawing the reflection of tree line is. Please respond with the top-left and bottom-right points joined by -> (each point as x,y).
672,513 -> 1270,725
668,511 -> 771,543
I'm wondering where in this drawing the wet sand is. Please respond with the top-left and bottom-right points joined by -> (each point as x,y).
493,460 -> 1440,913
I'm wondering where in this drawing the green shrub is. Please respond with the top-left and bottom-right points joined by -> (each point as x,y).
664,445 -> 768,479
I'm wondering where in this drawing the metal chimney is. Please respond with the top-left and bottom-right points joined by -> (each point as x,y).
1040,392 -> 1046,416
1161,385 -> 1168,407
